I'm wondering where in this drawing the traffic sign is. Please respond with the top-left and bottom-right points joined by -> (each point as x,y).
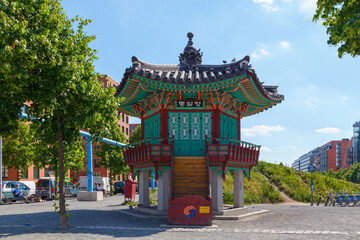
308,164 -> 316,173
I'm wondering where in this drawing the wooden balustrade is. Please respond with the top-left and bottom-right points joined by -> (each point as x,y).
205,137 -> 260,165
123,138 -> 174,166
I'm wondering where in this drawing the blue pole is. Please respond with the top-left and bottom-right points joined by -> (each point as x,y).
87,136 -> 93,192
151,171 -> 155,189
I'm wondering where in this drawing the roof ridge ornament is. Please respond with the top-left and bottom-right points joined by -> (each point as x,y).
179,32 -> 203,70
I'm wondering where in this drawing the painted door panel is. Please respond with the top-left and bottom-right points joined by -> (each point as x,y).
169,112 -> 212,156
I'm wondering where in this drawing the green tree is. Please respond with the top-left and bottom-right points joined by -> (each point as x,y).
129,125 -> 142,144
313,0 -> 360,58
0,0 -> 118,229
95,124 -> 129,195
3,121 -> 35,180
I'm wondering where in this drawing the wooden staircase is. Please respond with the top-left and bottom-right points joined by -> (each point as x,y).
171,157 -> 209,199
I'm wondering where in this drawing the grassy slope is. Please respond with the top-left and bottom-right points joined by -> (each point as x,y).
224,161 -> 360,205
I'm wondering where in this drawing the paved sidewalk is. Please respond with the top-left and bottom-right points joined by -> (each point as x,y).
1,195 -> 360,239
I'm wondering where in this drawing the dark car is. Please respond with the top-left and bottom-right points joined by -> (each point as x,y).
113,181 -> 125,194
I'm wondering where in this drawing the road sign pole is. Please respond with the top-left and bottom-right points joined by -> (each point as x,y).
311,174 -> 314,206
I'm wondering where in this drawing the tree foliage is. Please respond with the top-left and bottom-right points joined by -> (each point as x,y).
95,124 -> 129,193
313,0 -> 360,58
323,162 -> 360,184
2,121 -> 35,180
129,125 -> 141,144
0,0 -> 118,229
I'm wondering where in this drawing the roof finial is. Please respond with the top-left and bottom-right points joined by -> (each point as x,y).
187,32 -> 194,46
179,32 -> 203,68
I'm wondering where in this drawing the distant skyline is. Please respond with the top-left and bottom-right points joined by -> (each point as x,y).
61,0 -> 360,166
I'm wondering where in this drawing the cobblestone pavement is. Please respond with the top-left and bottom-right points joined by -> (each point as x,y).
1,195 -> 360,239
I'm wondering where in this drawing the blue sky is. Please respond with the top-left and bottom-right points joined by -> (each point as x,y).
61,0 -> 360,166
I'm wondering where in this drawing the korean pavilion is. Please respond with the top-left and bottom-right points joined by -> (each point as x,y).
116,33 -> 284,225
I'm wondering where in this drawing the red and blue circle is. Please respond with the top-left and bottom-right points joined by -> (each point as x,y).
183,206 -> 196,219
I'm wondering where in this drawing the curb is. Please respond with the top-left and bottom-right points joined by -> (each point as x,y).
118,210 -> 167,219
213,209 -> 269,220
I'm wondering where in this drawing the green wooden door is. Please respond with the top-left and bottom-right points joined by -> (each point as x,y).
220,113 -> 237,144
169,112 -> 212,156
145,113 -> 160,144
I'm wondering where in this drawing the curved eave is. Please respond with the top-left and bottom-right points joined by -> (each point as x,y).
116,72 -> 283,117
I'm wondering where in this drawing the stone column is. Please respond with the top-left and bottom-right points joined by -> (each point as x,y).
139,169 -> 150,207
234,169 -> 244,208
210,170 -> 223,211
157,170 -> 170,211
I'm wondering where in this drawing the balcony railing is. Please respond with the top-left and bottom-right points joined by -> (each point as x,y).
205,137 -> 260,166
123,138 -> 174,166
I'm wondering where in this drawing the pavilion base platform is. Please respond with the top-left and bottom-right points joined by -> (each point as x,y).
77,191 -> 103,201
129,204 -> 267,221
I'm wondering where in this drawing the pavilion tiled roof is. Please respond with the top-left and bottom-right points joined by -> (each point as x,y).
116,55 -> 283,101
115,33 -> 284,118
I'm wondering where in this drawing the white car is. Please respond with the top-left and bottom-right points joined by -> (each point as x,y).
1,181 -> 32,201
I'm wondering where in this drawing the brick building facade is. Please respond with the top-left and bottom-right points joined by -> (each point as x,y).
2,75 -> 130,184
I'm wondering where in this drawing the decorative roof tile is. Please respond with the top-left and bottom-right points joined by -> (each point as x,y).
116,33 -> 284,102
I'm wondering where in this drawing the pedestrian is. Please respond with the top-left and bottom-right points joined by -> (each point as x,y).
13,184 -> 29,204
97,184 -> 108,197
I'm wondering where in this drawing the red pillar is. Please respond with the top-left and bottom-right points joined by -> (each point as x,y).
141,115 -> 144,140
213,109 -> 220,140
160,108 -> 168,144
237,117 -> 241,141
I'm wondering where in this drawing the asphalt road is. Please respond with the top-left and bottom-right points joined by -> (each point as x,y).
1,194 -> 360,239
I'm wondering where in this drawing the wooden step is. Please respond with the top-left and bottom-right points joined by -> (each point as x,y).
174,157 -> 206,160
172,182 -> 208,187
173,163 -> 206,167
173,160 -> 205,163
173,167 -> 207,172
172,192 -> 208,198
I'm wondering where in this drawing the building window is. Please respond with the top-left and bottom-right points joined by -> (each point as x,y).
94,145 -> 101,151
2,166 -> 8,178
33,166 -> 40,179
126,116 -> 129,124
21,169 -> 28,179
117,110 -> 121,117
95,159 -> 101,168
44,167 -> 50,177
122,126 -> 124,133
122,113 -> 125,122
126,127 -> 128,135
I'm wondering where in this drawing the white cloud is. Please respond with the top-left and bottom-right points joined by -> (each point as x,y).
261,146 -> 272,152
279,41 -> 290,49
342,96 -> 348,101
253,0 -> 273,5
259,49 -> 269,55
242,125 -> 286,136
253,0 -> 282,12
315,127 -> 341,134
298,0 -> 317,18
251,48 -> 269,58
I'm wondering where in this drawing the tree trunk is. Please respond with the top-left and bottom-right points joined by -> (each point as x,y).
57,114 -> 67,230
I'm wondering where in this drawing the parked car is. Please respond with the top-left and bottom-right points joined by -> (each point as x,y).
1,181 -> 32,202
78,176 -> 111,192
113,181 -> 125,194
36,177 -> 79,199
20,181 -> 36,196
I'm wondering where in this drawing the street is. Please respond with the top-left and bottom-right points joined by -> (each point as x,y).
1,194 -> 359,239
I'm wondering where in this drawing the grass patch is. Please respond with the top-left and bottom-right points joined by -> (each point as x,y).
149,189 -> 158,205
223,167 -> 283,205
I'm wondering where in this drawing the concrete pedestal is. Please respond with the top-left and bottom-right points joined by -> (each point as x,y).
210,170 -> 223,211
157,170 -> 170,211
234,170 -> 244,208
139,169 -> 150,207
77,191 -> 103,201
